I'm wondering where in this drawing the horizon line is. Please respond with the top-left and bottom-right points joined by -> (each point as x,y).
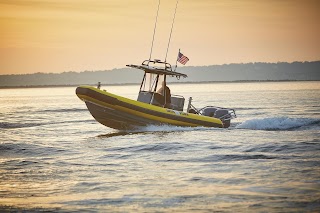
1,60 -> 319,76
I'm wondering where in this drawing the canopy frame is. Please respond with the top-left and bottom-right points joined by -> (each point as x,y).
126,59 -> 187,78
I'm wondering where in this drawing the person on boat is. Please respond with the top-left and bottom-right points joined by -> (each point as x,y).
157,81 -> 171,108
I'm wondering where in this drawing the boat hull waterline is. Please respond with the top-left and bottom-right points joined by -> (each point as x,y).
76,86 -> 225,130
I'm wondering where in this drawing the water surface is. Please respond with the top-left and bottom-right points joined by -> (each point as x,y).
0,82 -> 319,212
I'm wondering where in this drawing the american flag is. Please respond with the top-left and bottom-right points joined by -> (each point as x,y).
177,52 -> 189,65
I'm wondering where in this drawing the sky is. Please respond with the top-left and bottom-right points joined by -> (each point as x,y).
0,0 -> 319,75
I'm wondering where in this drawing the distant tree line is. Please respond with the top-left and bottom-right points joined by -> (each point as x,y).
0,61 -> 319,87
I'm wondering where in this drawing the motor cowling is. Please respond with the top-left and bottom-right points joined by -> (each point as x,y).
214,109 -> 231,128
201,107 -> 219,117
201,107 -> 231,128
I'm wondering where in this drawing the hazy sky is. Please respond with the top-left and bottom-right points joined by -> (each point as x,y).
1,0 -> 319,74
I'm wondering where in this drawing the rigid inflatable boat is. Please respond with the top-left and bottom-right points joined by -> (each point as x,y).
76,60 -> 236,130
76,0 -> 236,130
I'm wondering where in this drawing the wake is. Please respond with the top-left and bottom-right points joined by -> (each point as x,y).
136,125 -> 212,132
236,117 -> 320,131
98,117 -> 319,137
137,117 -> 320,132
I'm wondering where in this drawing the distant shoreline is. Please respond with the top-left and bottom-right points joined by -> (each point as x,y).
0,80 -> 318,89
1,61 -> 319,88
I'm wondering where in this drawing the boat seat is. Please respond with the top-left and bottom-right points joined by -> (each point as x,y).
137,91 -> 185,110
137,91 -> 164,106
152,93 -> 165,106
137,91 -> 152,103
171,95 -> 185,111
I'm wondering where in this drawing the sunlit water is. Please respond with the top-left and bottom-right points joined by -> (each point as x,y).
0,82 -> 319,212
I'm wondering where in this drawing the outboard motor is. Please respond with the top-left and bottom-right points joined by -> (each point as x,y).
214,109 -> 231,128
201,107 -> 233,128
201,107 -> 219,117
187,98 -> 236,128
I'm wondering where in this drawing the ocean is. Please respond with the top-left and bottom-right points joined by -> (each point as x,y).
0,81 -> 319,212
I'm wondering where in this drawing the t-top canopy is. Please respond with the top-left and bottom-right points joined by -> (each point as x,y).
126,59 -> 187,78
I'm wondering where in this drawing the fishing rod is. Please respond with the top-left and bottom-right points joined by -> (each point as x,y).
148,0 -> 161,66
165,0 -> 179,63
148,0 -> 180,64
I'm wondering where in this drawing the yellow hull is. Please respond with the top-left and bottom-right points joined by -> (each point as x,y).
76,86 -> 224,130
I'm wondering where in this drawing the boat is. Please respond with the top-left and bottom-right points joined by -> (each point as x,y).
76,59 -> 236,130
75,0 -> 236,130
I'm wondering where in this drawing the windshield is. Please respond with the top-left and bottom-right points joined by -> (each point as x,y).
140,73 -> 165,93
141,73 -> 157,92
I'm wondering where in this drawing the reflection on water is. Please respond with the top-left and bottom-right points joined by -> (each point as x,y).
97,131 -> 149,138
0,82 -> 320,212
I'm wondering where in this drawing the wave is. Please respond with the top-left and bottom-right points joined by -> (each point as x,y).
137,124 -> 214,132
203,154 -> 278,162
0,122 -> 45,129
40,108 -> 87,113
0,142 -> 67,158
0,119 -> 94,129
236,117 -> 320,131
97,125 -> 215,138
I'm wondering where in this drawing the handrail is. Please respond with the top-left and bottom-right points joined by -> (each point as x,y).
126,59 -> 187,78
142,59 -> 173,72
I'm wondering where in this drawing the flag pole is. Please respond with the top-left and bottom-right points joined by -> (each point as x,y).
174,49 -> 180,71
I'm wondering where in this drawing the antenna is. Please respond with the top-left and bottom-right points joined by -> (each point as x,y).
164,0 -> 179,62
148,0 -> 161,66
